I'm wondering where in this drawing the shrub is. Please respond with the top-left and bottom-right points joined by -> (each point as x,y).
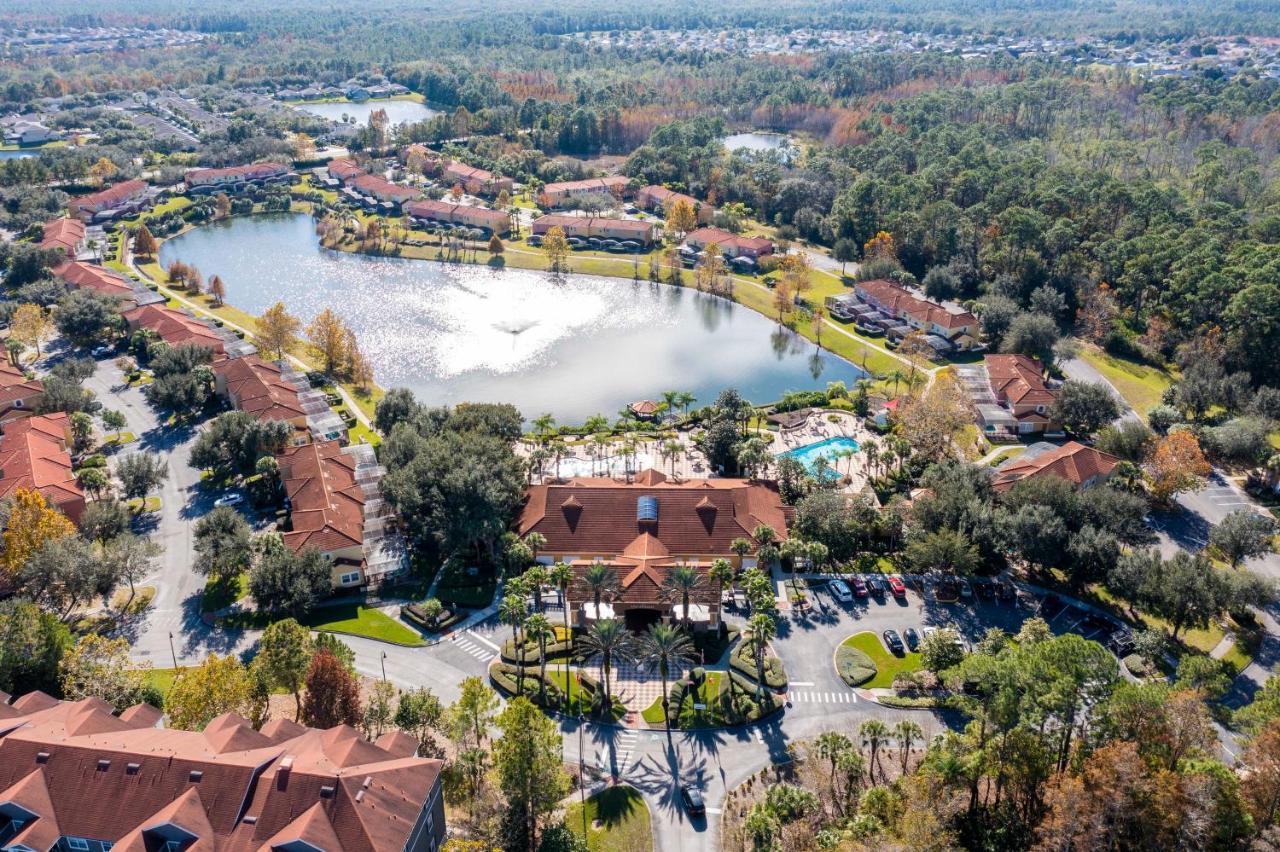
730,639 -> 787,689
835,644 -> 877,687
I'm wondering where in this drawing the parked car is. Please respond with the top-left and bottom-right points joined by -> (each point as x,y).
91,345 -> 114,358
852,576 -> 869,597
882,629 -> 905,654
1108,628 -> 1136,656
958,579 -> 973,600
888,576 -> 907,598
1040,594 -> 1064,617
829,579 -> 853,603
680,786 -> 706,817
903,627 -> 921,651
526,234 -> 543,246
214,492 -> 244,508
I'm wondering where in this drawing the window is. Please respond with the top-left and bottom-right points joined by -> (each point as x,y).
13,399 -> 21,408
103,843 -> 113,851
340,572 -> 360,585
68,839 -> 90,851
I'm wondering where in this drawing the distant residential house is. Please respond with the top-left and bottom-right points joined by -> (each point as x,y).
853,278 -> 979,351
3,120 -> 59,146
349,174 -> 420,208
539,175 -> 631,208
404,199 -> 510,234
325,157 -> 364,184
213,356 -> 311,444
982,354 -> 1060,436
531,214 -> 656,244
0,413 -> 85,523
51,260 -> 142,309
38,217 -> 85,257
185,161 -> 290,191
400,143 -> 442,176
441,161 -> 513,196
278,440 -> 370,588
684,226 -> 774,259
992,441 -> 1120,492
0,360 -> 44,425
123,304 -> 227,355
68,179 -> 150,221
635,185 -> 715,224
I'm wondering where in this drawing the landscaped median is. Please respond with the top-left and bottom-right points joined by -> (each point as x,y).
836,632 -> 921,689
565,785 -> 652,852
487,660 -> 627,722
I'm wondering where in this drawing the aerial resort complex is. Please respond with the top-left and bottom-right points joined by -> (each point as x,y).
0,0 -> 1279,849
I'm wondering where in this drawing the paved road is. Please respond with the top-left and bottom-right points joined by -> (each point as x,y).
1061,354 -> 1142,424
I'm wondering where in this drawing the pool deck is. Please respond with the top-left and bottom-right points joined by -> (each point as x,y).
769,410 -> 873,493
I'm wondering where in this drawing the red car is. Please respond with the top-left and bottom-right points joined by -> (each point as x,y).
852,576 -> 869,597
888,576 -> 907,598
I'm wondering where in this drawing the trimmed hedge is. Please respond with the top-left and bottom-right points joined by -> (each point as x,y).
725,670 -> 785,722
400,604 -> 461,633
501,637 -> 574,665
730,639 -> 787,689
835,644 -> 878,687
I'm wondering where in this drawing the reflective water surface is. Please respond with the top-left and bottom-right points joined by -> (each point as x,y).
159,213 -> 865,422
723,132 -> 792,152
292,99 -> 441,126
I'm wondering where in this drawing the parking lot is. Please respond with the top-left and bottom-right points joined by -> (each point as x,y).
770,573 -> 1133,698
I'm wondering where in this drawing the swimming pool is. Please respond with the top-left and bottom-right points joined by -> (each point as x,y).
780,436 -> 861,475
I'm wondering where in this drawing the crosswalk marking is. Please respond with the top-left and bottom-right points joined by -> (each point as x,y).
614,730 -> 638,777
453,636 -> 496,662
790,690 -> 856,704
466,630 -> 501,652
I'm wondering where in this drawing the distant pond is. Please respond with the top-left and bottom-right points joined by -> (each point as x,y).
0,150 -> 37,160
158,213 -> 865,423
723,132 -> 792,152
292,99 -> 441,127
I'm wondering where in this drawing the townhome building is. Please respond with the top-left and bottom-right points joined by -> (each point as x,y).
539,175 -> 632,208
404,199 -> 510,234
683,226 -> 774,259
0,413 -> 84,523
635,185 -> 715,224
185,161 -> 291,191
531,214 -> 656,244
68,180 -> 150,222
853,278 -> 980,351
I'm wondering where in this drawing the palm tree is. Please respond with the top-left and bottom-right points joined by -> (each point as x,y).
893,719 -> 923,775
583,413 -> 609,435
745,613 -> 776,697
637,623 -> 696,730
548,437 -> 567,480
524,613 -> 554,704
661,390 -> 681,423
499,594 -> 527,694
523,532 -> 546,564
591,432 -> 610,476
708,558 -> 736,609
887,369 -> 906,396
660,439 -> 683,477
859,719 -> 890,783
584,561 -> 618,620
532,413 -> 556,443
662,565 -> 704,629
523,564 -> 549,613
550,561 -> 575,684
736,436 -> 772,479
730,537 -> 753,563
580,618 -> 633,714
676,391 -> 696,419
814,731 -> 854,793
753,524 -> 778,550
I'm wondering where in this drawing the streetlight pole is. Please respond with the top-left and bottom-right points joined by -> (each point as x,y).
168,631 -> 178,670
380,650 -> 387,682
578,713 -> 587,836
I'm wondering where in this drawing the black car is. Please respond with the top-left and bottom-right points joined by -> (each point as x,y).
680,786 -> 705,816
868,575 -> 887,596
903,627 -> 920,651
1108,628 -> 1136,656
882,629 -> 905,655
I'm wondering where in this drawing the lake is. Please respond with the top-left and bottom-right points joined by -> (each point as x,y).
0,150 -> 37,160
158,213 -> 865,423
293,99 -> 441,126
723,132 -> 792,152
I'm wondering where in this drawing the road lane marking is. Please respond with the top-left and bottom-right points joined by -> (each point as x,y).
467,630 -> 501,652
788,681 -> 815,687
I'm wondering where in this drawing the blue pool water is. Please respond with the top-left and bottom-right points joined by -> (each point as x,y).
780,436 -> 861,475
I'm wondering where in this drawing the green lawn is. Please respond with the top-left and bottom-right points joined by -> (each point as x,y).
840,632 -> 921,689
302,603 -> 425,646
201,573 -> 249,613
143,667 -> 179,697
565,786 -> 652,852
1078,345 -> 1176,420
641,671 -> 725,727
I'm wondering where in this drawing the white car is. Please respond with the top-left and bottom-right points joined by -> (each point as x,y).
829,579 -> 853,602
91,346 -> 113,358
214,493 -> 244,508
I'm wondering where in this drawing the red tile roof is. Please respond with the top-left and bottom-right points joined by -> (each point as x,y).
985,354 -> 1056,407
638,185 -> 705,211
0,360 -> 44,411
123,305 -> 225,354
0,413 -> 83,521
519,469 -> 790,560
404,198 -> 510,230
278,441 -> 366,555
186,161 -> 287,185
443,161 -> 497,182
52,260 -> 136,301
542,175 -> 630,198
531,214 -> 654,237
685,226 -> 773,254
214,356 -> 306,425
0,693 -> 444,852
855,279 -> 977,331
350,173 -> 421,201
38,217 -> 84,255
68,179 -> 148,214
327,157 -> 364,181
992,441 -> 1120,492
